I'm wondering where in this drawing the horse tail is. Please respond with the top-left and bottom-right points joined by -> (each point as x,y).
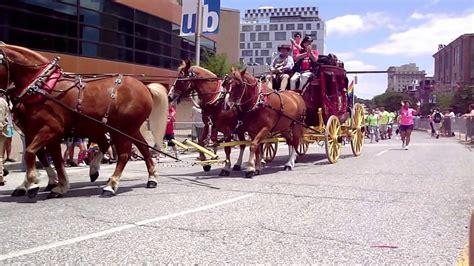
146,83 -> 169,150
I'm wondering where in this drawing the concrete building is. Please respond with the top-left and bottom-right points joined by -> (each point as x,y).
240,6 -> 325,67
0,0 -> 239,160
433,34 -> 474,95
386,63 -> 426,92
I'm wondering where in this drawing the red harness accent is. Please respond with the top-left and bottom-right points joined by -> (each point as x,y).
18,66 -> 62,104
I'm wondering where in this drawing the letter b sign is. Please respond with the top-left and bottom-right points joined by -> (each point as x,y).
180,0 -> 220,36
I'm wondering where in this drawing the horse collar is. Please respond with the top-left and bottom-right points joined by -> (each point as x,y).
203,80 -> 225,107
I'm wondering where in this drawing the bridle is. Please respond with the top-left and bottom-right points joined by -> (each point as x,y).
170,70 -> 223,107
225,74 -> 260,112
0,49 -> 11,92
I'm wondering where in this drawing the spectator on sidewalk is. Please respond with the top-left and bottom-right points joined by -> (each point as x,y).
367,109 -> 380,143
3,104 -> 15,163
431,108 -> 444,139
379,107 -> 390,140
165,99 -> 178,159
0,95 -> 9,185
190,95 -> 204,142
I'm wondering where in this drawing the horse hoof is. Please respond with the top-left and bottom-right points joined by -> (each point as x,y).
146,180 -> 157,188
255,170 -> 260,175
27,187 -> 40,199
46,191 -> 63,199
203,165 -> 211,172
11,189 -> 26,197
101,189 -> 116,197
44,183 -> 57,192
232,165 -> 241,171
219,170 -> 230,176
283,166 -> 292,171
245,171 -> 254,178
90,172 -> 99,183
0,181 -> 5,186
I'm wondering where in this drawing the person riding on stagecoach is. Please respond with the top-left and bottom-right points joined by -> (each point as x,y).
290,35 -> 319,91
267,44 -> 294,91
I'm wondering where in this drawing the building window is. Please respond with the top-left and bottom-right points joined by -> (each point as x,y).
297,23 -> 304,30
275,32 -> 286,41
286,24 -> 295,30
242,50 -> 253,56
240,43 -> 245,49
311,31 -> 318,39
242,25 -> 253,32
240,33 -> 245,41
255,25 -> 261,31
280,24 -> 284,30
252,42 -> 261,48
255,50 -> 259,56
247,43 -> 251,49
317,23 -> 320,30
255,57 -> 264,65
269,24 -> 278,31
263,25 -> 267,31
250,33 -> 256,41
266,42 -> 272,48
257,32 -> 270,41
306,23 -> 311,30
260,50 -> 270,56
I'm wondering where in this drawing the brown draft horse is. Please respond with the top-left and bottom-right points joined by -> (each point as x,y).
224,68 -> 306,177
0,44 -> 168,198
168,60 -> 246,176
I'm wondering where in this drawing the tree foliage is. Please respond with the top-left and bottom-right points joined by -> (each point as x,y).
201,52 -> 241,77
371,91 -> 416,112
452,86 -> 474,113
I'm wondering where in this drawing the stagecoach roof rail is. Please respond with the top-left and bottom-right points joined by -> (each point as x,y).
62,72 -> 180,79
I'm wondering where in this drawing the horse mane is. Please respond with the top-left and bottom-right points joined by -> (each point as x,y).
0,44 -> 49,64
189,66 -> 217,78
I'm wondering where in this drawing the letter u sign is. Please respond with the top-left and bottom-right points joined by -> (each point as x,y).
180,0 -> 220,36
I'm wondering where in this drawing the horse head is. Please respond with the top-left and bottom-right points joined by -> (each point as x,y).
0,44 -> 51,97
223,67 -> 257,111
169,59 -> 220,106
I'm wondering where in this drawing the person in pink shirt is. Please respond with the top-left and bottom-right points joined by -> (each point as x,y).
399,100 -> 420,150
290,32 -> 302,61
290,35 -> 319,90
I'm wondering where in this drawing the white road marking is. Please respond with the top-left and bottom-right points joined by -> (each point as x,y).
0,193 -> 254,261
375,149 -> 389,156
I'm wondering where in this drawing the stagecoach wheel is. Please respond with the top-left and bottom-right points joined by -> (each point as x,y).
351,103 -> 365,156
295,141 -> 309,156
263,142 -> 278,162
324,115 -> 342,164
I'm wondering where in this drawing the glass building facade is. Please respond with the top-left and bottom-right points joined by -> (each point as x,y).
0,0 -> 216,69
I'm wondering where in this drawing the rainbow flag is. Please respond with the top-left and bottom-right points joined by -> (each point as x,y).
347,80 -> 354,96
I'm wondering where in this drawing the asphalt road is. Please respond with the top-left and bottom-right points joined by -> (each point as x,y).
0,131 -> 471,264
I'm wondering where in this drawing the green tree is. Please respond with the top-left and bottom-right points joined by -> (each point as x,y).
201,52 -> 233,77
371,91 -> 416,112
435,93 -> 454,111
452,86 -> 474,113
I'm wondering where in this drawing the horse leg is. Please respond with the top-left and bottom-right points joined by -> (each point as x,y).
46,143 -> 70,198
285,125 -> 303,171
219,144 -> 232,177
232,132 -> 246,171
131,131 -> 159,188
37,147 -> 58,192
255,144 -> 262,175
89,135 -> 110,182
245,128 -> 269,178
197,117 -> 210,160
102,135 -> 132,197
12,130 -> 53,198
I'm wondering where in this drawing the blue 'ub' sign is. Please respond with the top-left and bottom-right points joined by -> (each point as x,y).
180,0 -> 220,36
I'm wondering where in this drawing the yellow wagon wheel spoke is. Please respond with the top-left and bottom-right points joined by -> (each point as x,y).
325,115 -> 342,164
351,103 -> 365,156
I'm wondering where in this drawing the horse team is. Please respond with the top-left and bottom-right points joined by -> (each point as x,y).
0,44 -> 320,199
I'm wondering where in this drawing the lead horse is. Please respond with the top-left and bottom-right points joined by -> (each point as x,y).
0,44 -> 168,198
224,68 -> 306,177
168,60 -> 247,176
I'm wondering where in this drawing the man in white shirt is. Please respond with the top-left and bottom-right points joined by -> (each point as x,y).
268,44 -> 294,91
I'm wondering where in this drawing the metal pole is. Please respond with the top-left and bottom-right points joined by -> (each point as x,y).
194,0 -> 202,66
